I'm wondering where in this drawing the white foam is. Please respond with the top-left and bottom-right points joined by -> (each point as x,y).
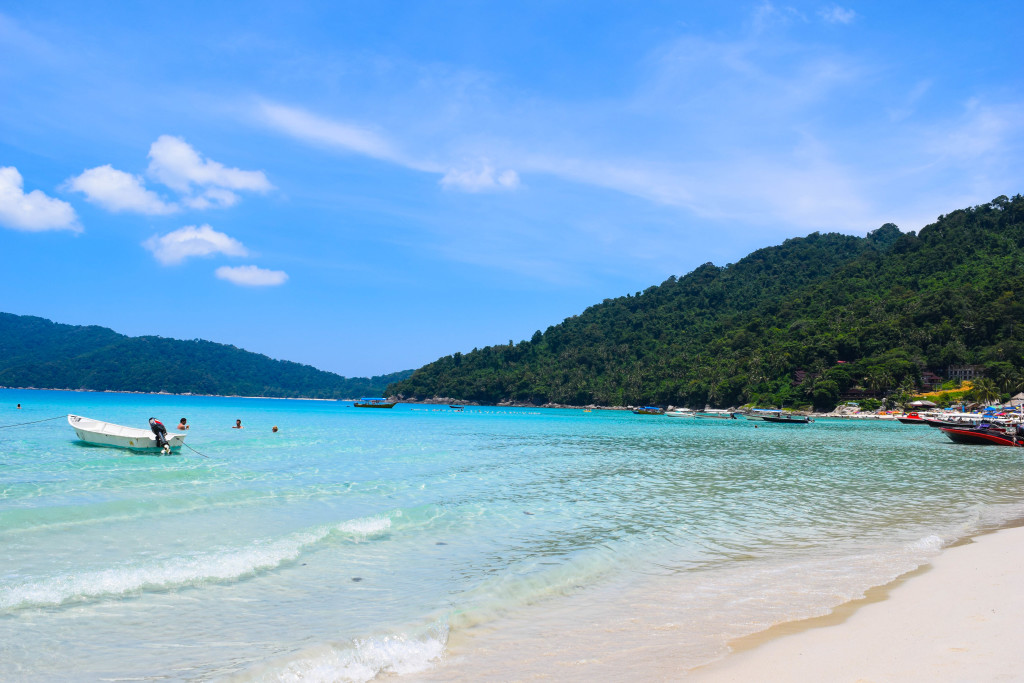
1,513 -> 393,610
249,625 -> 447,683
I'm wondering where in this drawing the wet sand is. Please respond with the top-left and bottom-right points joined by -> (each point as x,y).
691,524 -> 1024,681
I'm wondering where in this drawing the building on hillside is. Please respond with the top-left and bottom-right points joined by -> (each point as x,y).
947,365 -> 983,382
921,371 -> 944,391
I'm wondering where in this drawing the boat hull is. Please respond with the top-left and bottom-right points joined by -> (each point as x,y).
68,414 -> 186,452
761,416 -> 811,424
939,427 -> 1023,447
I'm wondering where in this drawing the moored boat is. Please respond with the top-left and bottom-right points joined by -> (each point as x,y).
632,406 -> 665,415
939,426 -> 1024,447
761,414 -> 813,424
665,407 -> 695,417
354,398 -> 397,408
745,409 -> 781,421
68,414 -> 186,453
695,409 -> 739,419
896,412 -> 939,425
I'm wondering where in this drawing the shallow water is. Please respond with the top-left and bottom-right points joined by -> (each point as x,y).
2,389 -> 1023,680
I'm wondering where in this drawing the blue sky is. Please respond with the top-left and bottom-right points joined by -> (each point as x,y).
1,1 -> 1022,376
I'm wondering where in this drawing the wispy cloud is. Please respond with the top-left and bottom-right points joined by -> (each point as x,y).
143,224 -> 248,265
215,264 -> 289,287
66,164 -> 177,215
441,163 -> 520,192
257,101 -> 522,192
819,5 -> 857,24
0,166 -> 79,232
257,101 -> 417,168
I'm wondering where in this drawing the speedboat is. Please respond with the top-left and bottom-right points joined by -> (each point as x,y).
353,398 -> 397,408
939,425 -> 1023,447
746,409 -> 781,421
68,414 -> 186,453
695,409 -> 739,419
762,414 -> 813,424
665,408 -> 695,417
897,412 -> 939,425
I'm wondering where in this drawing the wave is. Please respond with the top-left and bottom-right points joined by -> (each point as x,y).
240,623 -> 448,683
0,513 -> 393,611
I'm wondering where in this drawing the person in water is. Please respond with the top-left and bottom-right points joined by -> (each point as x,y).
233,419 -> 243,429
178,418 -> 189,430
272,426 -> 278,433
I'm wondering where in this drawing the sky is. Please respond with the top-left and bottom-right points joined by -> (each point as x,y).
1,1 -> 1022,377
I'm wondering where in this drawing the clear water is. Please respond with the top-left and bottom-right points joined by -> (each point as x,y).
3,389 -> 1024,680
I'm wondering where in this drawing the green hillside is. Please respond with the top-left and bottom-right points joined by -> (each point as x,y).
388,195 -> 1024,410
0,314 -> 411,399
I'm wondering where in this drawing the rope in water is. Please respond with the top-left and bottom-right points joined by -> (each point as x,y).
182,442 -> 210,458
0,414 -> 68,430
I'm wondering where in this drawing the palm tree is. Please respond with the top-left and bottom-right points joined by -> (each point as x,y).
971,377 -> 1001,406
997,368 -> 1024,395
866,367 -> 893,394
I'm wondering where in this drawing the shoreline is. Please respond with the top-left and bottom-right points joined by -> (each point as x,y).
1,386 -> 342,402
689,522 -> 1024,681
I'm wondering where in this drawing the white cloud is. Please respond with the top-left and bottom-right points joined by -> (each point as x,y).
215,264 -> 289,287
440,163 -> 520,192
143,224 -> 248,265
0,166 -> 79,232
256,101 -> 438,172
66,164 -> 177,214
259,101 -> 522,192
819,5 -> 856,24
258,102 -> 393,159
183,188 -> 240,210
147,135 -> 273,195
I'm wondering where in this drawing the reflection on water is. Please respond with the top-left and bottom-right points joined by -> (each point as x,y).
2,389 -> 1024,680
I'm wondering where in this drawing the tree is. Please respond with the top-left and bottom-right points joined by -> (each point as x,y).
971,377 -> 1001,405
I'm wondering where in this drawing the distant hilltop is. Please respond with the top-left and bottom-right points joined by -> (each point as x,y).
0,313 -> 411,399
389,195 -> 1024,411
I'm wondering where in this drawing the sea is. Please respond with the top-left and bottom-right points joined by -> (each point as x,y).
3,388 -> 1024,681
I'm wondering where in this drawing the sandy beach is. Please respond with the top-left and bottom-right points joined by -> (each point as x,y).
691,524 -> 1024,682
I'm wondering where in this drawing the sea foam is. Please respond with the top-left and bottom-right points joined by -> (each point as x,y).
0,513 -> 393,610
243,624 -> 448,683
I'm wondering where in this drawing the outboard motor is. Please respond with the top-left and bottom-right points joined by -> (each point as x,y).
149,417 -> 170,454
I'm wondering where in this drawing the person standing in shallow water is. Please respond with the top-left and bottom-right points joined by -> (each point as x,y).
233,419 -> 243,429
178,418 -> 189,430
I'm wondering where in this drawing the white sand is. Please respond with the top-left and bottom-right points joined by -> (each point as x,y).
691,525 -> 1024,682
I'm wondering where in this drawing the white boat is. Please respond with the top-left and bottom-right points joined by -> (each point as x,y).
695,408 -> 740,420
68,414 -> 186,453
746,409 -> 782,421
665,408 -> 695,417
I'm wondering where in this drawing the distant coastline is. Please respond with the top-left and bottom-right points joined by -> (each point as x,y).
0,386 -> 343,402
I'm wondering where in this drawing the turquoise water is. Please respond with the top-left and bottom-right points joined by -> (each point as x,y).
3,389 -> 1024,680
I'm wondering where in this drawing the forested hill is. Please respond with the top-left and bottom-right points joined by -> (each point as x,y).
388,194 -> 1024,410
0,314 -> 412,398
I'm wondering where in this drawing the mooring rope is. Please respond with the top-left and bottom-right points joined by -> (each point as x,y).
0,414 -> 68,430
183,442 -> 211,459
